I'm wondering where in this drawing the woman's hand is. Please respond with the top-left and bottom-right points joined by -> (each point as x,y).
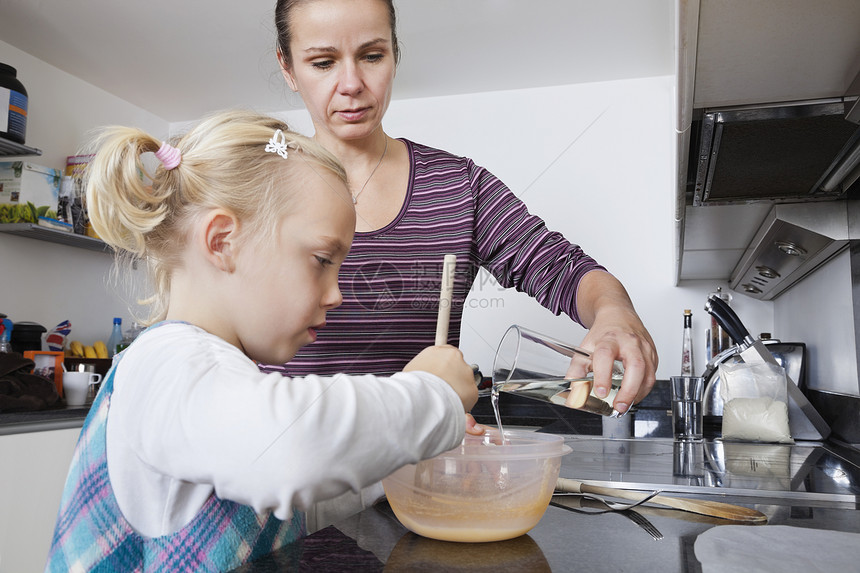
574,272 -> 659,415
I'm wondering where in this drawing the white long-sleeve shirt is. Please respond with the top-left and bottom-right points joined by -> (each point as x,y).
106,322 -> 465,537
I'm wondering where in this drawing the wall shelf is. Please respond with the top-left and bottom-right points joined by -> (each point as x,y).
0,139 -> 42,157
0,142 -> 108,252
0,223 -> 110,253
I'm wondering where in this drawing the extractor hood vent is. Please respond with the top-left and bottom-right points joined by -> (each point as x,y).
729,202 -> 859,300
692,99 -> 860,206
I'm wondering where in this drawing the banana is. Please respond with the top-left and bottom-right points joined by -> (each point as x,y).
69,340 -> 84,358
84,345 -> 97,359
93,340 -> 108,359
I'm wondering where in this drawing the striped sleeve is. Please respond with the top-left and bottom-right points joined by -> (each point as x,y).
468,160 -> 605,324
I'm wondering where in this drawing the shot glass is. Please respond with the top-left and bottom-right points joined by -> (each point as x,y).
671,375 -> 704,440
673,440 -> 704,486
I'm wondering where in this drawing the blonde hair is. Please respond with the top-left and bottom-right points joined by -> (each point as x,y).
85,109 -> 347,324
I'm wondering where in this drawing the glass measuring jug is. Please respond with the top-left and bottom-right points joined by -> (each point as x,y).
492,325 -> 625,417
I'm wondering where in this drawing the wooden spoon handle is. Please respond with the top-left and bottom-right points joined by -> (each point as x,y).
434,254 -> 457,345
556,478 -> 767,523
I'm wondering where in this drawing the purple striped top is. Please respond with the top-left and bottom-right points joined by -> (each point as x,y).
259,139 -> 605,376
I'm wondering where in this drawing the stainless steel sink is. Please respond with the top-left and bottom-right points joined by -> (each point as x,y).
559,436 -> 860,507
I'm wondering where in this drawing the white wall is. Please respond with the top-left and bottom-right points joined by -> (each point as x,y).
0,40 -> 166,345
275,76 -> 774,380
775,248 -> 859,395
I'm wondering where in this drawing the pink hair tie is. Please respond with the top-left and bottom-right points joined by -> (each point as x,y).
155,141 -> 181,170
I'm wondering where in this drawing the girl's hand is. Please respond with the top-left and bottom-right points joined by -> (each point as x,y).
465,413 -> 485,435
404,345 -> 479,412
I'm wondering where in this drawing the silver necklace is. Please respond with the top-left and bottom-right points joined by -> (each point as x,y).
351,137 -> 388,204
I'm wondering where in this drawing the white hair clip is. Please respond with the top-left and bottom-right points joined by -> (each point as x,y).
265,129 -> 290,159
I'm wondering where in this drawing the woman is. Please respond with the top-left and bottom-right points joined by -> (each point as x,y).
265,0 -> 658,413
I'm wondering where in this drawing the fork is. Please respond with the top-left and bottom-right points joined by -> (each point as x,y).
552,488 -> 662,512
619,509 -> 664,540
549,495 -> 664,541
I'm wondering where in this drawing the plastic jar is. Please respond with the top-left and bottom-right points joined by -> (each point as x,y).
10,321 -> 46,353
0,62 -> 28,144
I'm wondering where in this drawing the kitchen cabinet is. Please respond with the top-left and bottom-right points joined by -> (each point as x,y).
0,428 -> 79,573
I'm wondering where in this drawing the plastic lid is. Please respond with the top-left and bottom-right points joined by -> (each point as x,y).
113,317 -> 122,324
12,321 -> 45,333
436,429 -> 571,461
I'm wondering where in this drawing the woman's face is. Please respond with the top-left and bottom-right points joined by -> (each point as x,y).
280,0 -> 397,143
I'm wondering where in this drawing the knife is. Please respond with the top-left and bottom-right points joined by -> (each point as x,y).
556,477 -> 768,523
704,294 -> 830,440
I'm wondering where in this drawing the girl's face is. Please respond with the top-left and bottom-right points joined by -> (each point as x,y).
230,160 -> 355,365
280,0 -> 396,144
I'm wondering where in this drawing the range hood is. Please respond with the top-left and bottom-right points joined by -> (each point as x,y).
691,97 -> 860,206
728,201 -> 860,300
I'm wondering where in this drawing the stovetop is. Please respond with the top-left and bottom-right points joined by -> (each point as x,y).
560,436 -> 860,507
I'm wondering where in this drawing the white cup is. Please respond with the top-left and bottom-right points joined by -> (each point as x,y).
63,371 -> 102,406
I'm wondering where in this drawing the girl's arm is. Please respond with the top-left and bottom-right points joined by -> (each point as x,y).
110,324 -> 466,524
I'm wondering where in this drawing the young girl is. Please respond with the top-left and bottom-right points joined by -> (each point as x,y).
45,110 -> 478,572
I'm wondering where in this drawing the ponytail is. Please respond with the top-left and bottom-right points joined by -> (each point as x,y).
86,128 -> 173,256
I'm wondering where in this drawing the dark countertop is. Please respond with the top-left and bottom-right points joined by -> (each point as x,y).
231,380 -> 860,572
234,483 -> 860,572
1,356 -> 109,435
0,403 -> 88,435
232,379 -> 860,572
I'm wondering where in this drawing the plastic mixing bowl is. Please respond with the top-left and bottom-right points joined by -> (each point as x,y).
382,429 -> 571,542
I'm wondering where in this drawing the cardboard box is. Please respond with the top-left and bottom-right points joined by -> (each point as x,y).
0,161 -> 62,223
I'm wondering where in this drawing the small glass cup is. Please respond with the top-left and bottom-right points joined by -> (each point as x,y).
671,375 -> 704,440
673,440 -> 704,486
